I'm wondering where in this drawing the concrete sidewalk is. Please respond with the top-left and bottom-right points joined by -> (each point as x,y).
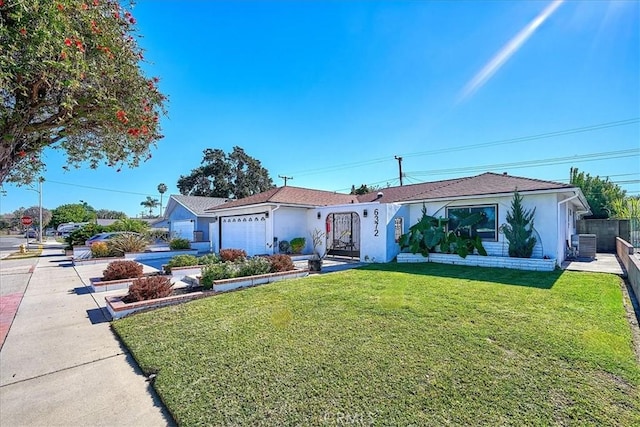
0,249 -> 174,426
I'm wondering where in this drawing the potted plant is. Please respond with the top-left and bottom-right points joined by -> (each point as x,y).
289,237 -> 306,254
308,229 -> 326,272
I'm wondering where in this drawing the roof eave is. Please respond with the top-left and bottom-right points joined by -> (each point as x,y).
397,187 -> 577,205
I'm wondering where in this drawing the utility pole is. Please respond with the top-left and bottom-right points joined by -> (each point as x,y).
38,177 -> 43,243
394,156 -> 404,186
278,175 -> 293,186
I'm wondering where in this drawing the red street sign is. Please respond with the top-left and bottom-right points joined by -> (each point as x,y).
21,216 -> 33,226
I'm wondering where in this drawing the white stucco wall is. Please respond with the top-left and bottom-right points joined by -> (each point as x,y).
307,203 -> 399,262
404,193 -> 561,261
274,206 -> 311,252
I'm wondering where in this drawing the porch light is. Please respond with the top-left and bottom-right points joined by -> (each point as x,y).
363,209 -> 368,218
265,211 -> 269,218
317,212 -> 321,219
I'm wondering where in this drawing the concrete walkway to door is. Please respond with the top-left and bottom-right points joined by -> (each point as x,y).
0,247 -> 174,426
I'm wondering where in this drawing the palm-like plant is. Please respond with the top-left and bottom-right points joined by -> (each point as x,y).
140,196 -> 160,217
157,183 -> 168,216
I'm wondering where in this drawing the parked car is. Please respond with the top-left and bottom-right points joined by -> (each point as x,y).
85,232 -> 140,246
25,229 -> 38,238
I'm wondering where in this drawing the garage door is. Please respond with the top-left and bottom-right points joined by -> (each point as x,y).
221,214 -> 267,256
172,220 -> 194,241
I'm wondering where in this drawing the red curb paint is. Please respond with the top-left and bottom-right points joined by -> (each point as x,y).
0,292 -> 24,349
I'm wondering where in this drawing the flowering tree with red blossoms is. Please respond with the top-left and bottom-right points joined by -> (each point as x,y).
0,0 -> 167,184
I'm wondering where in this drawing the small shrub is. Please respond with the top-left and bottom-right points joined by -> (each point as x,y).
236,257 -> 272,277
198,253 -> 220,265
278,240 -> 291,254
169,238 -> 191,250
90,242 -> 111,258
103,260 -> 143,281
122,276 -> 173,303
107,233 -> 148,256
289,237 -> 306,254
164,254 -> 199,273
267,254 -> 295,272
219,249 -> 247,262
201,262 -> 235,289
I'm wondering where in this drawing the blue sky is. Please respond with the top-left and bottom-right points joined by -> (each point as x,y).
2,0 -> 638,218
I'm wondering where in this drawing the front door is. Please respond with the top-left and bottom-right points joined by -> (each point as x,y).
327,212 -> 360,258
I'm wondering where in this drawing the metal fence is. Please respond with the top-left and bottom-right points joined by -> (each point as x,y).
631,218 -> 640,249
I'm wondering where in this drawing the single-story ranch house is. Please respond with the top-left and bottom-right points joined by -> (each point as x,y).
202,172 -> 590,267
163,195 -> 228,247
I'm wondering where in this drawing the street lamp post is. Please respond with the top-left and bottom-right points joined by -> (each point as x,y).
26,178 -> 44,243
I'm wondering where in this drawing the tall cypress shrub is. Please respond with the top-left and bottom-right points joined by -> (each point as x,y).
503,191 -> 537,258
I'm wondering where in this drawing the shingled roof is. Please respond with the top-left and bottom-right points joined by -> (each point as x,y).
206,186 -> 359,211
170,195 -> 229,216
205,173 -> 577,211
357,172 -> 574,203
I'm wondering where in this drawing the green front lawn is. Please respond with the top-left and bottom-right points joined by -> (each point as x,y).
113,263 -> 640,426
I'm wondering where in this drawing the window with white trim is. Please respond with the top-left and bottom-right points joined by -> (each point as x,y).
446,205 -> 497,241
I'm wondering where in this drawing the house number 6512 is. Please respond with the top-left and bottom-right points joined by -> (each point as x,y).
373,209 -> 379,237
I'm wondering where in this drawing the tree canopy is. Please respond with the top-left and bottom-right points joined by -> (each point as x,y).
350,184 -> 382,195
10,205 -> 52,230
95,209 -> 127,219
570,167 -> 626,219
0,0 -> 167,185
177,147 -> 274,199
140,196 -> 159,217
50,202 -> 95,228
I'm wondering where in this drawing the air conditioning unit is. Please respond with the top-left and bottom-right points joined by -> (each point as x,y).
578,234 -> 596,259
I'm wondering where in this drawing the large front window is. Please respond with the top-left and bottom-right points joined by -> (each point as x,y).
446,205 -> 497,241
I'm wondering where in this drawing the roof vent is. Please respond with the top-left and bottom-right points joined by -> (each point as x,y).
503,172 -> 508,175
377,192 -> 384,198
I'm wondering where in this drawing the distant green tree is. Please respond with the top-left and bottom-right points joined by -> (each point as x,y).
178,147 -> 274,198
95,209 -> 127,220
10,207 -> 25,230
501,191 -> 537,258
22,205 -> 52,229
140,196 -> 159,217
50,203 -> 95,228
110,218 -> 149,233
350,184 -> 382,195
570,167 -> 626,219
157,183 -> 167,215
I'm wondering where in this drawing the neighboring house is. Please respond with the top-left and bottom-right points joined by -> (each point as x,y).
163,195 -> 229,248
205,172 -> 591,266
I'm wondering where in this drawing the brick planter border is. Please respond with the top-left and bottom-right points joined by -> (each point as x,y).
105,268 -> 309,319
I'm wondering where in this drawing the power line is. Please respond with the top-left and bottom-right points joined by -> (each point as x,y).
407,149 -> 639,177
46,180 -> 157,197
286,117 -> 639,178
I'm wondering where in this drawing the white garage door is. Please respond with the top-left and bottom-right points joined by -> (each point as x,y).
172,220 -> 194,241
221,214 -> 267,256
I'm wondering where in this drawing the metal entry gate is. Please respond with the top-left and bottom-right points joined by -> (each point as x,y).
327,212 -> 360,258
